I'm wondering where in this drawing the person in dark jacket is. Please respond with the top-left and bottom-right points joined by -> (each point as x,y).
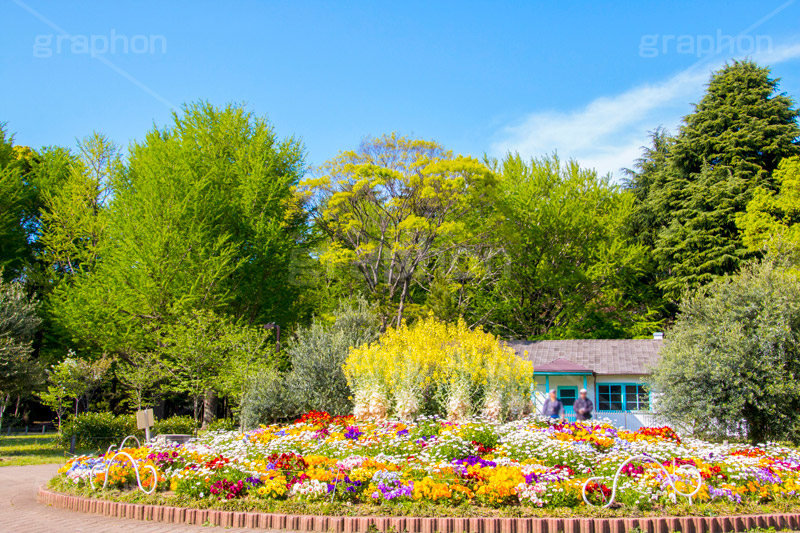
573,388 -> 594,421
542,390 -> 564,421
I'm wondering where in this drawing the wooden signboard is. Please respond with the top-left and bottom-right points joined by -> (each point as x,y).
136,408 -> 154,440
136,408 -> 154,430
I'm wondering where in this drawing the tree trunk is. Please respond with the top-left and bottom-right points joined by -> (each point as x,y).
396,279 -> 409,326
202,389 -> 217,428
0,394 -> 9,433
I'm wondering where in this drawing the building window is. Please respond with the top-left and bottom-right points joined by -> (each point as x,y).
597,384 -> 623,410
597,383 -> 649,411
625,384 -> 649,410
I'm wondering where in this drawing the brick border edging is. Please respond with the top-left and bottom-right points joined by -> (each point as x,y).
37,486 -> 800,532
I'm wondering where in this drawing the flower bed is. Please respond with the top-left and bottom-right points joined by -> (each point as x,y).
53,411 -> 800,517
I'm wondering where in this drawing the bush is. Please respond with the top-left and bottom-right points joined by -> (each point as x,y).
56,412 -> 137,451
56,413 -> 204,450
205,417 -> 236,432
154,415 -> 197,436
239,299 -> 380,427
240,370 -> 299,428
287,299 -> 380,415
652,258 -> 800,443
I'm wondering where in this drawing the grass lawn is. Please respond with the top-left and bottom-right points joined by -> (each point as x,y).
0,434 -> 69,467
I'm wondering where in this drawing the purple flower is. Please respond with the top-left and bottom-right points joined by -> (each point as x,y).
371,480 -> 414,501
453,456 -> 496,468
344,426 -> 363,440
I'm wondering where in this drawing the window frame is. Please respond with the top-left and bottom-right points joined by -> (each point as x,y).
596,382 -> 650,412
557,386 -> 578,412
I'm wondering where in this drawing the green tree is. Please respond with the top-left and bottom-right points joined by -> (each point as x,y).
0,275 -> 41,430
0,126 -> 40,281
115,349 -> 164,411
305,133 -> 498,327
38,133 -> 118,277
215,321 -> 274,418
623,127 -> 674,248
50,102 -> 308,354
652,258 -> 800,443
481,154 -> 657,339
630,61 -> 800,300
39,356 -> 85,428
38,353 -> 110,424
158,310 -> 229,427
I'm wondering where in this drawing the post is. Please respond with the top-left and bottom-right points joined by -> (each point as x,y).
69,434 -> 76,455
25,426 -> 28,435
42,425 -> 45,434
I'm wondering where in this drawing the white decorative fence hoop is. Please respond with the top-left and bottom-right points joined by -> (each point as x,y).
89,435 -> 156,494
581,454 -> 703,508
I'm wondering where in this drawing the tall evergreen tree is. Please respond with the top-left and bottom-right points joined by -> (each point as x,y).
628,61 -> 800,300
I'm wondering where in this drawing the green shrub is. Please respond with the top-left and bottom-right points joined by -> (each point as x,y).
56,413 -> 204,450
240,370 -> 299,428
288,299 -> 381,416
56,412 -> 137,451
239,299 -> 380,428
154,415 -> 197,436
205,417 -> 236,431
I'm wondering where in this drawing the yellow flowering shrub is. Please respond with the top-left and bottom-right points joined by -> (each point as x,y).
344,315 -> 533,421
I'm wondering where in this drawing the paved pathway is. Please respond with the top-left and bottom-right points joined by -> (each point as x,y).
0,463 -> 283,532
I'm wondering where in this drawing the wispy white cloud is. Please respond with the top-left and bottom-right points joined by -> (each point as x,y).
490,43 -> 800,180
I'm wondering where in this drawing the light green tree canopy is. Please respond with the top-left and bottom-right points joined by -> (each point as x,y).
737,156 -> 800,252
304,133 -> 497,327
49,102 -> 308,354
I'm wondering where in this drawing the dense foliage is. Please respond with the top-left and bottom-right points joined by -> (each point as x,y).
652,259 -> 800,443
483,154 -> 658,339
57,413 -> 800,515
737,156 -> 800,252
0,276 -> 41,430
56,412 -> 197,450
626,61 -> 800,300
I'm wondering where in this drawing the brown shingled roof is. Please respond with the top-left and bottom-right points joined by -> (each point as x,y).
507,339 -> 663,375
533,358 -> 594,374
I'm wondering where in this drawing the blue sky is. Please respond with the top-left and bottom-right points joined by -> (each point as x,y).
2,0 -> 800,179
